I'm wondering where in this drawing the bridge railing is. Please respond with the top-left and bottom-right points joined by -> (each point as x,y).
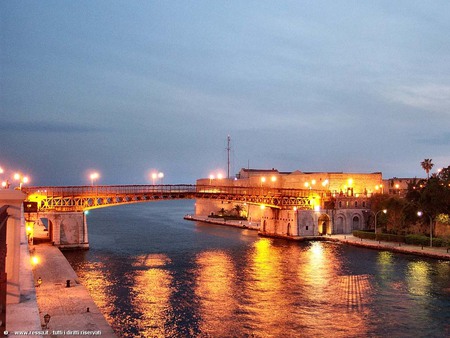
195,185 -> 319,197
23,184 -> 319,198
23,184 -> 198,197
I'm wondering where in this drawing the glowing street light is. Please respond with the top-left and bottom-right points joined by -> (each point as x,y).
90,172 -> 99,186
14,173 -> 29,190
151,172 -> 158,185
372,209 -> 387,234
260,176 -> 266,187
417,211 -> 433,247
31,255 -> 39,266
158,172 -> 164,184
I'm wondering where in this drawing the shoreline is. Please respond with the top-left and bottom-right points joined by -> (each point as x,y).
185,214 -> 450,261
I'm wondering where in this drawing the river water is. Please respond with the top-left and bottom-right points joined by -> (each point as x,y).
64,200 -> 450,338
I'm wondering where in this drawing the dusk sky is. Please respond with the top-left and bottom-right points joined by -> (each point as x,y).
1,1 -> 449,186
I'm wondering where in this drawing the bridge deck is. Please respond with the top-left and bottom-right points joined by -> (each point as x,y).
23,184 -> 323,212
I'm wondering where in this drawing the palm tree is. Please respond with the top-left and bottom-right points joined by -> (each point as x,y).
421,159 -> 434,179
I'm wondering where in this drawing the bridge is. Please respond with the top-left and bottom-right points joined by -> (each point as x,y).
21,184 -> 325,250
23,184 -> 320,212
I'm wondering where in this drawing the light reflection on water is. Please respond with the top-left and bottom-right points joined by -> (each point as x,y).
64,201 -> 450,338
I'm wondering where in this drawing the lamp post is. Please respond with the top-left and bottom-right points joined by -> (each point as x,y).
90,172 -> 99,186
372,209 -> 387,234
260,176 -> 266,187
151,172 -> 158,185
158,172 -> 164,184
417,211 -> 433,247
43,313 -> 51,329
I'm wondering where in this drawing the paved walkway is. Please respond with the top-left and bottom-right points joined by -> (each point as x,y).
30,243 -> 116,337
327,234 -> 450,260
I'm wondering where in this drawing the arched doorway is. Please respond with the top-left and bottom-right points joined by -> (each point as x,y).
262,220 -> 266,233
336,215 -> 345,234
352,215 -> 361,230
318,214 -> 330,235
287,223 -> 291,236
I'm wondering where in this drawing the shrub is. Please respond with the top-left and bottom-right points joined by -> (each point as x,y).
352,230 -> 376,240
405,234 -> 430,246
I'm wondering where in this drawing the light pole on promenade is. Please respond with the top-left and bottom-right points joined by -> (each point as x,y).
417,211 -> 433,247
371,209 -> 387,234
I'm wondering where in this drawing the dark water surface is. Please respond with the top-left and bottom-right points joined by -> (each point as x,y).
64,201 -> 450,338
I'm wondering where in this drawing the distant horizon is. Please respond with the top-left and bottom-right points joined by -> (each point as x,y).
1,161 -> 434,187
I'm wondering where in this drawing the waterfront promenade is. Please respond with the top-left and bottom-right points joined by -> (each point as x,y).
29,243 -> 116,337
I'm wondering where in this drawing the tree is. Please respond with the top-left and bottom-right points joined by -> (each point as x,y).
421,159 -> 434,179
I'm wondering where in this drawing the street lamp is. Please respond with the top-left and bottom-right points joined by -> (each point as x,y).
151,172 -> 157,185
158,172 -> 164,184
417,211 -> 433,247
90,172 -> 99,186
13,173 -> 29,190
372,209 -> 387,234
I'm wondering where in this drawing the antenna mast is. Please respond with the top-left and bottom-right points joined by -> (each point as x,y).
227,135 -> 231,179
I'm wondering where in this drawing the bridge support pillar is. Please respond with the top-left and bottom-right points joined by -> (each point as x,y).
42,212 -> 89,250
260,207 -> 298,238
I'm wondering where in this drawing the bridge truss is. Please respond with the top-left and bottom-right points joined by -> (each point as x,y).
23,184 -> 322,212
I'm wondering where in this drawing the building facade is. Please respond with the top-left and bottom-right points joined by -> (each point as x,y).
195,168 -> 384,237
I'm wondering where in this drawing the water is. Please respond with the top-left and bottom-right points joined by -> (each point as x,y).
64,201 -> 450,338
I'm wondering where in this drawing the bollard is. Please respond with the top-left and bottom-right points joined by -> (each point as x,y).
66,280 -> 71,288
87,307 -> 90,312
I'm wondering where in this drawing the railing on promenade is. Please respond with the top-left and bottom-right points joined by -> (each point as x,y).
0,206 -> 8,334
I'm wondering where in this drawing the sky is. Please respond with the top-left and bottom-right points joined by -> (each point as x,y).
1,1 -> 449,186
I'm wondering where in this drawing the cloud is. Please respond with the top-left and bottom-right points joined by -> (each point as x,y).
387,84 -> 450,114
416,132 -> 450,146
0,121 -> 106,133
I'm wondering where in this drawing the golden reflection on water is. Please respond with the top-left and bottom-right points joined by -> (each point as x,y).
77,262 -> 117,324
131,254 -> 172,337
298,242 -> 372,337
406,260 -> 431,296
246,238 -> 288,336
194,250 -> 236,336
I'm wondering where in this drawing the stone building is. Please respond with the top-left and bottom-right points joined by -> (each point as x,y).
195,168 -> 383,237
